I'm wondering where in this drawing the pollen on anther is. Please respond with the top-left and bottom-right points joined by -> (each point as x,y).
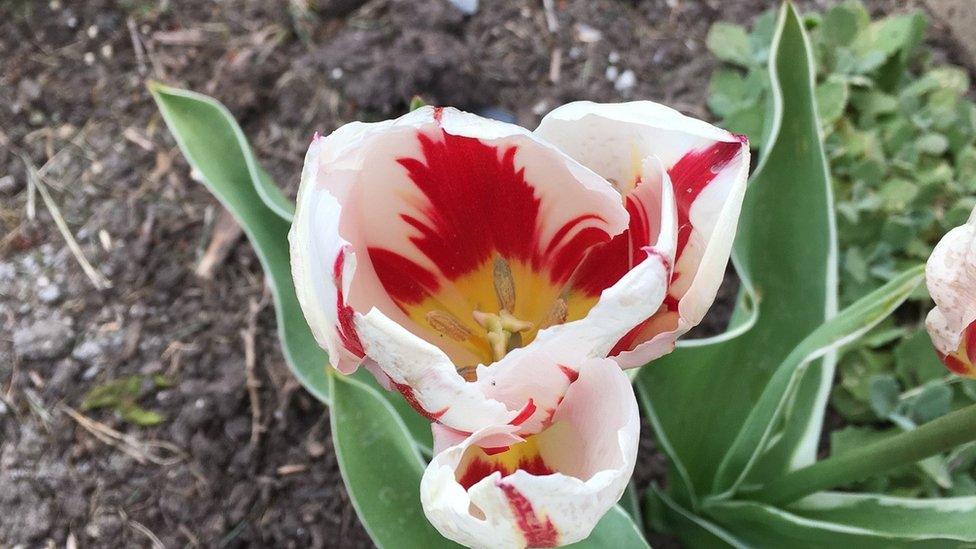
493,256 -> 517,312
426,310 -> 472,342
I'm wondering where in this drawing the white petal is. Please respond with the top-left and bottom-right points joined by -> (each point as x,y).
926,208 -> 976,355
421,359 -> 639,548
356,309 -> 518,432
536,100 -> 749,368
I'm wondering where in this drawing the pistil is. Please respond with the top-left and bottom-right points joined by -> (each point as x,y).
474,309 -> 534,361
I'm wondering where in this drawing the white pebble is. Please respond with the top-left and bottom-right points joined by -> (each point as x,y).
615,69 -> 637,91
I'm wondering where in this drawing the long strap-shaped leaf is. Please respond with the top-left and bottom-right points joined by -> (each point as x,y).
149,83 -> 330,402
330,371 -> 459,548
711,265 -> 924,497
647,487 -> 749,549
150,83 -> 433,454
635,1 -> 837,505
705,497 -> 975,548
785,492 -> 976,540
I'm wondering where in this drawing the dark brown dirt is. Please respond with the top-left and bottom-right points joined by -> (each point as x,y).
0,0 -> 950,547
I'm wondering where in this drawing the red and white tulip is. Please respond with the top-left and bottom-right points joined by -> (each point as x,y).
289,102 -> 747,546
420,358 -> 638,548
926,207 -> 976,378
290,102 -> 749,434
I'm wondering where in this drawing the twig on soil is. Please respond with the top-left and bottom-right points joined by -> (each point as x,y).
541,0 -> 559,33
178,524 -> 202,547
25,165 -> 36,220
549,46 -> 562,83
242,297 -> 267,446
23,388 -> 53,427
276,463 -> 308,475
59,404 -> 183,466
21,156 -> 112,290
195,207 -> 243,279
126,16 -> 148,76
124,512 -> 165,549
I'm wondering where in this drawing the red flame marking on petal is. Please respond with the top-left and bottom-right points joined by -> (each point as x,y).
668,140 -> 743,298
368,130 -> 614,308
334,249 -> 365,358
570,187 -> 656,296
366,247 -> 440,308
483,445 -> 511,456
497,482 -> 560,547
557,365 -> 579,383
457,454 -> 554,490
942,353 -> 972,376
508,399 -> 536,427
390,379 -> 448,422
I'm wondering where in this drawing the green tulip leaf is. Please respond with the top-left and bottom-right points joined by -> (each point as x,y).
706,496 -> 975,547
150,83 -> 434,455
712,265 -> 924,496
566,506 -> 650,549
636,2 -> 837,507
330,371 -> 457,548
149,83 -> 330,403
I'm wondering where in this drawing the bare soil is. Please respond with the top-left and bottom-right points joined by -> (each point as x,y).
0,0 -> 953,547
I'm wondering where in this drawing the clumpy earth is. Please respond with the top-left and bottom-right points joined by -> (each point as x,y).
0,0 -> 957,546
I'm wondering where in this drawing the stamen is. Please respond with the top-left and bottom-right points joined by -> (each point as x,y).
457,364 -> 478,382
426,310 -> 472,341
474,309 -> 534,361
487,331 -> 508,362
493,257 -> 516,312
539,298 -> 568,330
499,310 -> 533,333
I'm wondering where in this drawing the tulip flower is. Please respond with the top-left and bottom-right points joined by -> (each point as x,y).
420,358 -> 638,548
926,207 -> 976,378
290,102 -> 748,434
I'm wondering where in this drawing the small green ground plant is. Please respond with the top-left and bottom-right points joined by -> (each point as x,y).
706,0 -> 976,498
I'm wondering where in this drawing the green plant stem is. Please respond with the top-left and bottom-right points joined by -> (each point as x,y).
751,403 -> 976,506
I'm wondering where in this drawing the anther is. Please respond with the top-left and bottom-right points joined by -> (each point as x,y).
426,310 -> 472,342
493,257 -> 516,312
539,298 -> 568,329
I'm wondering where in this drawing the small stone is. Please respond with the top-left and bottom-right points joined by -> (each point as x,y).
48,358 -> 81,393
37,284 -> 62,304
574,23 -> 602,43
447,0 -> 477,14
0,175 -> 20,194
13,319 -> 75,360
615,69 -> 637,91
71,340 -> 102,364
